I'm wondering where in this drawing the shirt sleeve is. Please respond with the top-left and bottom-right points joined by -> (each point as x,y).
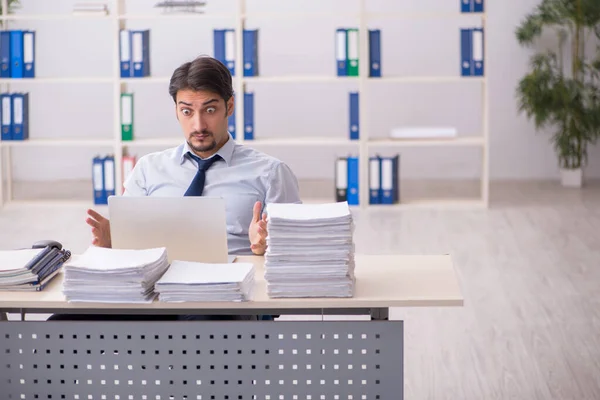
122,158 -> 148,197
264,161 -> 302,205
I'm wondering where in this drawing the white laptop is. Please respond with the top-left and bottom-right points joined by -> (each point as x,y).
108,196 -> 234,264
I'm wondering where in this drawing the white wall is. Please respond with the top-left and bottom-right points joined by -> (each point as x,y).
5,0 -> 600,183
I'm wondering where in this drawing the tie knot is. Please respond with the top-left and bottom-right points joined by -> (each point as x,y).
188,152 -> 221,172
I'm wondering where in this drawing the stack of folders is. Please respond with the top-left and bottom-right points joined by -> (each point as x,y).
0,247 -> 71,291
264,202 -> 355,298
63,246 -> 169,303
155,261 -> 255,302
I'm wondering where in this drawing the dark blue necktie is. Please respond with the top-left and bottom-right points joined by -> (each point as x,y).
184,152 -> 221,196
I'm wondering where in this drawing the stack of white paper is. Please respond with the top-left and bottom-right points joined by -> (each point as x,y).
264,202 -> 355,298
63,246 -> 169,303
155,261 -> 255,302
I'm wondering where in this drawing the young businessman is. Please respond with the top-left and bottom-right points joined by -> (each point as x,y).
86,55 -> 301,256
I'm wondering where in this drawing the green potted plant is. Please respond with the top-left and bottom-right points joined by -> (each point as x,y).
515,0 -> 600,187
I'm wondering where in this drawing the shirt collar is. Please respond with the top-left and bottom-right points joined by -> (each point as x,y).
179,132 -> 235,166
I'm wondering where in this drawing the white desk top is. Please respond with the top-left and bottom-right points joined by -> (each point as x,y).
0,254 -> 463,311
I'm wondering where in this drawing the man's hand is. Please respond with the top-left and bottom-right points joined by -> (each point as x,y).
86,209 -> 112,248
249,201 -> 268,255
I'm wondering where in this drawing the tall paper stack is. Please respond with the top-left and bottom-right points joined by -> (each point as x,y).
264,202 -> 355,298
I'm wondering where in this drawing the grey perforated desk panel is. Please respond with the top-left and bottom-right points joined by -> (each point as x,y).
0,254 -> 464,400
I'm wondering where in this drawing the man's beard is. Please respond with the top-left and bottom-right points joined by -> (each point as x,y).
187,131 -> 217,153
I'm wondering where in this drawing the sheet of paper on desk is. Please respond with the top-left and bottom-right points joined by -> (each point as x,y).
62,246 -> 169,303
264,201 -> 356,298
154,261 -> 254,302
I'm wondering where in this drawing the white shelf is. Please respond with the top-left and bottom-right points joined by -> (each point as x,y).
0,77 -> 113,84
367,136 -> 484,147
367,198 -> 486,210
0,14 -> 111,20
0,0 -> 489,210
1,139 -> 114,147
366,12 -> 487,20
122,138 -> 182,147
244,76 -> 358,83
118,13 -> 235,20
242,12 -> 360,19
248,138 -> 359,146
367,76 -> 485,83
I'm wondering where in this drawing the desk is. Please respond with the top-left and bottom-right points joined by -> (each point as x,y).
0,254 -> 463,400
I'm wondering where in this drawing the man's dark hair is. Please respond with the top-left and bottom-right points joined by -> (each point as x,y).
168,55 -> 234,108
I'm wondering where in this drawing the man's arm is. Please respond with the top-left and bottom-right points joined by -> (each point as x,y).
122,160 -> 147,196
264,161 -> 301,206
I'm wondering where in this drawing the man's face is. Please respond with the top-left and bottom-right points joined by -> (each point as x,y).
176,89 -> 234,155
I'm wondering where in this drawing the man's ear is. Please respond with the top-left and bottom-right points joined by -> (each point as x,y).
226,96 -> 235,118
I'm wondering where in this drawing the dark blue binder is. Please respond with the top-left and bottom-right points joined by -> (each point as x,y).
460,28 -> 472,76
0,93 -> 11,140
213,29 -> 226,68
244,92 -> 254,140
92,156 -> 106,205
228,105 -> 236,139
369,29 -> 381,77
461,0 -> 473,12
0,31 -> 11,78
119,29 -> 132,77
243,29 -> 258,77
380,155 -> 400,205
132,30 -> 150,78
349,92 -> 359,140
23,30 -> 35,78
11,92 -> 28,140
10,30 -> 23,78
474,0 -> 484,12
472,28 -> 484,76
347,156 -> 359,206
336,28 -> 347,76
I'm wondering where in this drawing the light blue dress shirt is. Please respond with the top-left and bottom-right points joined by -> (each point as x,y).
123,134 -> 301,255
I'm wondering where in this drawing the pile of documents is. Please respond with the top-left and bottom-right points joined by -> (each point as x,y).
63,246 -> 169,303
155,261 -> 255,302
0,247 -> 71,291
264,202 -> 355,298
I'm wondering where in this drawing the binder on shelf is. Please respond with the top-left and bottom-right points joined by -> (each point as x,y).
368,29 -> 381,77
369,156 -> 381,204
228,106 -> 236,139
214,29 -> 235,76
122,154 -> 136,193
349,91 -> 359,140
92,156 -> 106,205
132,30 -> 150,78
472,28 -> 484,76
346,28 -> 359,77
11,92 -> 28,140
0,31 -> 11,78
10,30 -> 23,78
23,30 -> 35,78
336,28 -> 347,76
0,93 -> 11,140
461,0 -> 484,13
244,92 -> 254,140
380,155 -> 399,205
335,157 -> 348,202
346,156 -> 359,205
119,29 -> 132,77
103,155 -> 116,200
460,28 -> 472,76
461,27 -> 484,76
120,93 -> 134,141
243,29 -> 258,77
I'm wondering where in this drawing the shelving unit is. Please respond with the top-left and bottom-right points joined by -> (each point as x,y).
0,0 -> 488,209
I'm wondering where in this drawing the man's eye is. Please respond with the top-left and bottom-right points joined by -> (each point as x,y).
182,109 -> 191,116
206,107 -> 216,114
